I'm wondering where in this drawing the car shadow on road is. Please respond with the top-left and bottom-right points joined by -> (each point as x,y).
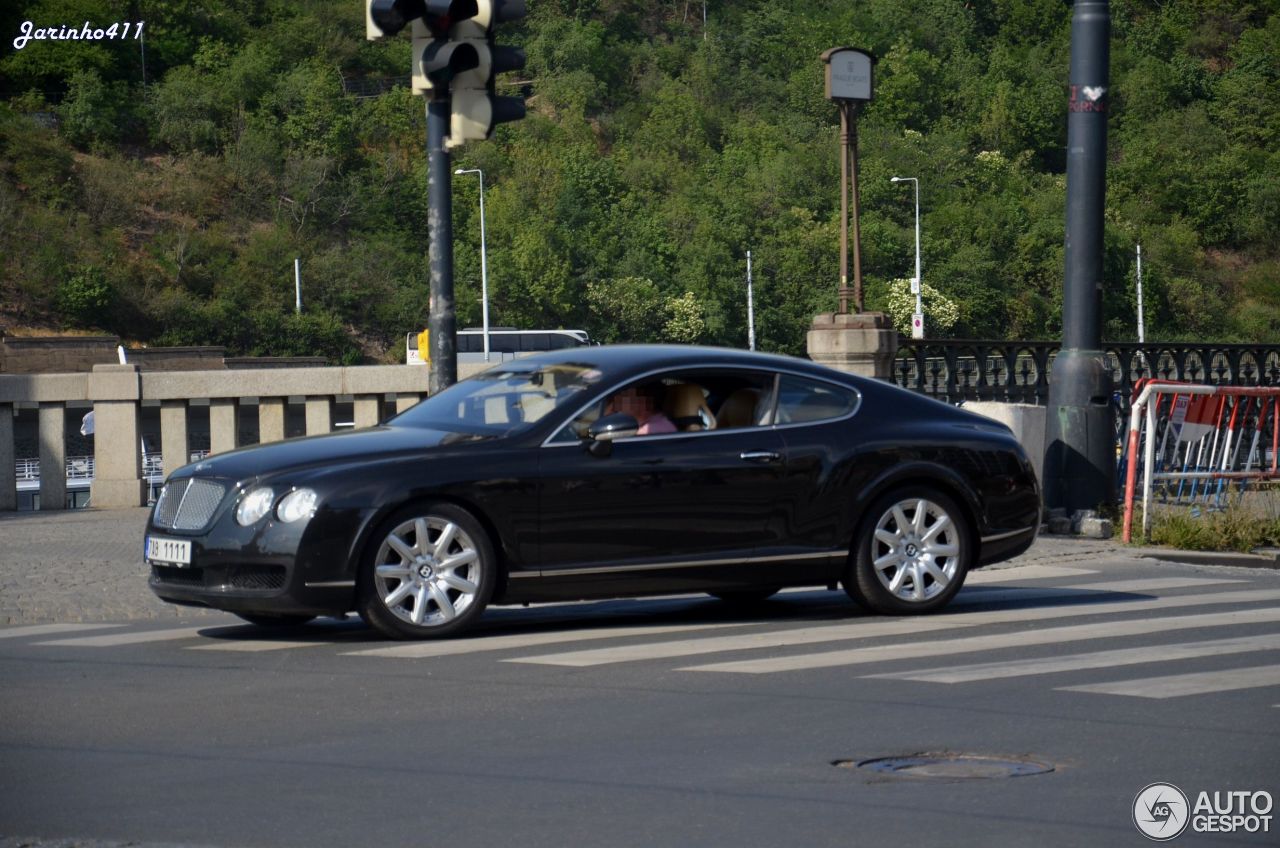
189,583 -> 1169,644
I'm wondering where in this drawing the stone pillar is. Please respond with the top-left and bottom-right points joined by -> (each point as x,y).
0,402 -> 16,510
209,398 -> 240,455
160,400 -> 189,479
965,402 -> 1047,485
89,364 -> 145,508
38,403 -> 67,510
807,312 -> 899,380
259,397 -> 286,443
395,393 -> 420,414
354,395 -> 381,429
305,396 -> 334,435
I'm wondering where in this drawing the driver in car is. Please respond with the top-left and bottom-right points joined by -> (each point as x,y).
607,384 -> 676,436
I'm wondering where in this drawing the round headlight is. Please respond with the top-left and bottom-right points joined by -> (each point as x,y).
236,486 -> 275,526
277,488 -> 318,523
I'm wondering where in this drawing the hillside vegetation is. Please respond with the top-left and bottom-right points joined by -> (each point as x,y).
1,0 -> 1277,362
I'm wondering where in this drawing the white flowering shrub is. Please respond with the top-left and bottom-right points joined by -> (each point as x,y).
883,277 -> 960,337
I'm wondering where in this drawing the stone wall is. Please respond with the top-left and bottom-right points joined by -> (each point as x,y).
0,334 -> 120,373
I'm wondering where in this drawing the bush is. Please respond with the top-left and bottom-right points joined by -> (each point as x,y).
56,266 -> 114,327
1143,505 -> 1280,553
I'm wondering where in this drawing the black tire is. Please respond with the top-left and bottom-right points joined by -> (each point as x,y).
844,487 -> 971,615
233,613 -> 316,628
357,502 -> 496,639
708,587 -> 781,604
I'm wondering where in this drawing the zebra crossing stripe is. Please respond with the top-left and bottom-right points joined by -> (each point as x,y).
510,587 -> 1280,668
956,576 -> 1241,606
0,623 -> 124,639
1059,664 -> 1280,699
867,633 -> 1280,684
683,606 -> 1280,674
345,621 -> 754,659
188,639 -> 333,653
965,565 -> 1097,584
35,626 -> 210,647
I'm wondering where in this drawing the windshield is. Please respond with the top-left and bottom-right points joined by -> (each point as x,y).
391,363 -> 605,436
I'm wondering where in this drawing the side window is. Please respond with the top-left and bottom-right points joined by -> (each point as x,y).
546,369 -> 776,445
774,376 -> 858,424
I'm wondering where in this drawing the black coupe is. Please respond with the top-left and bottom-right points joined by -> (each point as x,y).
145,345 -> 1041,639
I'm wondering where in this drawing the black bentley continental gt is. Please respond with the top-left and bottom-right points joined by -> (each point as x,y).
145,345 -> 1041,639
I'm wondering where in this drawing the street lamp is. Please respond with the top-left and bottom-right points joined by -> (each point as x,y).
454,167 -> 490,361
890,175 -> 923,339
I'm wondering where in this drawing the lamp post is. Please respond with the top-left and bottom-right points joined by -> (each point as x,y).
890,176 -> 922,339
454,167 -> 490,361
821,46 -> 876,313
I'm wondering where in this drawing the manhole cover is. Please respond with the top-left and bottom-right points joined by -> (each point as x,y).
837,753 -> 1054,780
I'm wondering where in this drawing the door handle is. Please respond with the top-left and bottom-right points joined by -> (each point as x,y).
739,450 -> 781,463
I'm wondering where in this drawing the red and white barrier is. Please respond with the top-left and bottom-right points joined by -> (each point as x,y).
1122,380 -> 1280,542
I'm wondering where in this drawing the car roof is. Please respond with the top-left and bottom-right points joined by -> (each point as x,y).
502,344 -> 854,384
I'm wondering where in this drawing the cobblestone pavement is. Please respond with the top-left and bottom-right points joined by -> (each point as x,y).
0,508 -> 222,626
0,508 -> 1146,627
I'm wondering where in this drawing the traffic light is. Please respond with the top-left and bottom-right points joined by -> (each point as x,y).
367,1 -> 478,94
444,0 -> 527,149
366,0 -> 526,143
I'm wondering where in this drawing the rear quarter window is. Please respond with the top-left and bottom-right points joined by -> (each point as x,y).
774,375 -> 859,424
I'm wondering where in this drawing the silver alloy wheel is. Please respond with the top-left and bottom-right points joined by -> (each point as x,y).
372,515 -> 482,627
868,497 -> 962,603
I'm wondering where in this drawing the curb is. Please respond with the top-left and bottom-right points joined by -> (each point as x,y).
1128,547 -> 1280,570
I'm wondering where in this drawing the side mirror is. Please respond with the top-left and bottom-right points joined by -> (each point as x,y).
585,412 -> 639,457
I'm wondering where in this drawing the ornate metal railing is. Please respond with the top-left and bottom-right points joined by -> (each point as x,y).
894,341 -> 1280,410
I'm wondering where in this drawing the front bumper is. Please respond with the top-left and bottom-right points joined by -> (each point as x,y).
146,504 -> 365,617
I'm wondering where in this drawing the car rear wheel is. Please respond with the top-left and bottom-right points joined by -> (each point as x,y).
234,612 -> 316,628
845,487 -> 970,615
358,503 -> 496,639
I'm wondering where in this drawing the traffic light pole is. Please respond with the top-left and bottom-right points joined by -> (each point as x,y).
1044,0 -> 1114,513
426,94 -> 457,393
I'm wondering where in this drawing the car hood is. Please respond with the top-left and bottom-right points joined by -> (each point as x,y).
170,425 -> 493,482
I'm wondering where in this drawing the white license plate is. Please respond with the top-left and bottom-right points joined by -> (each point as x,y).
146,536 -> 192,566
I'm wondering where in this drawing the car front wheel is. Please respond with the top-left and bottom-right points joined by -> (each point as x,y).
358,503 -> 496,639
845,488 -> 970,615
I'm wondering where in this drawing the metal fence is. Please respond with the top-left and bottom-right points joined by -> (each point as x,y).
893,341 -> 1280,410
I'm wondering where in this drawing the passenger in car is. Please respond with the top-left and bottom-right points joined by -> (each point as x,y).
716,388 -> 759,428
607,384 -> 677,435
665,383 -> 716,431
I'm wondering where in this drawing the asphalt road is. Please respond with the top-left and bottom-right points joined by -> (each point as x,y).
1,511 -> 1278,847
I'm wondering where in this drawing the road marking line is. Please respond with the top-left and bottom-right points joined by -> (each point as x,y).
868,634 -> 1280,683
957,576 -> 1242,605
1059,664 -> 1280,699
966,565 -> 1097,584
0,623 -> 124,639
36,627 -> 210,647
510,587 -> 1280,668
345,622 -> 755,659
684,607 -> 1280,674
1051,577 -> 1242,592
188,640 -> 332,653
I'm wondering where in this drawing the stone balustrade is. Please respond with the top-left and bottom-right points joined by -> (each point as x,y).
0,363 -> 499,510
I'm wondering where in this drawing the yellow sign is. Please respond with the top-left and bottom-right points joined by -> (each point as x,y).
418,329 -> 430,362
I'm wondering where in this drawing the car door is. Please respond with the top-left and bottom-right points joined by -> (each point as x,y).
770,373 -> 865,559
534,369 -> 786,592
